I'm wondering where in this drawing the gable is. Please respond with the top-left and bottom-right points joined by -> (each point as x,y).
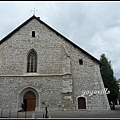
0,15 -> 101,65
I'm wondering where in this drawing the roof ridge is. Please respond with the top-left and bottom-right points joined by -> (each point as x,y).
0,15 -> 100,64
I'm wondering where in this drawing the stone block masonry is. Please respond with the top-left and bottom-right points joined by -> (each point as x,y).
0,15 -> 110,112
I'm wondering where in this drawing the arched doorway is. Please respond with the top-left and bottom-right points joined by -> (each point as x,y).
23,91 -> 36,111
78,97 -> 86,109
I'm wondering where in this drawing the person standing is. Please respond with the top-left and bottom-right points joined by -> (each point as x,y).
21,103 -> 24,112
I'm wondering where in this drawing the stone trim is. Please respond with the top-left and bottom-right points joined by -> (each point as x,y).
76,96 -> 88,111
0,73 -> 72,77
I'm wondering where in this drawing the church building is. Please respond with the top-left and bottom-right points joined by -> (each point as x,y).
0,15 -> 110,112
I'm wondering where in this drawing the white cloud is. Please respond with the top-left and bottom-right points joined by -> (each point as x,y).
0,1 -> 120,79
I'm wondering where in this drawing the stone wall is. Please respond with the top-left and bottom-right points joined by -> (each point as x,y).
0,18 -> 110,111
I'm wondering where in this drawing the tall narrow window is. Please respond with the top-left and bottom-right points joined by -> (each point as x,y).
32,31 -> 35,37
27,49 -> 37,73
79,59 -> 83,65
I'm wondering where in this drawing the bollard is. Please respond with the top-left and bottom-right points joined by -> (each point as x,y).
0,109 -> 2,118
45,107 -> 47,118
17,111 -> 19,118
9,109 -> 11,118
32,113 -> 35,118
43,113 -> 44,118
25,111 -> 27,118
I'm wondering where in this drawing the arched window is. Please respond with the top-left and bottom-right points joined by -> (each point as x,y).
27,49 -> 37,73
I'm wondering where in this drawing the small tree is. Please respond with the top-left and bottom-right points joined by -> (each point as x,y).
100,54 -> 119,107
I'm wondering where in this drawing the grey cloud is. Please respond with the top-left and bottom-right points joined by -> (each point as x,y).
0,1 -> 120,79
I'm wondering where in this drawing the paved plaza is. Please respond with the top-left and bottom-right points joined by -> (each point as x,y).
1,105 -> 120,119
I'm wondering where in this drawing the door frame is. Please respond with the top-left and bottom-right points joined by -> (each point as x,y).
78,97 -> 86,109
23,90 -> 36,111
17,87 -> 40,112
76,96 -> 87,110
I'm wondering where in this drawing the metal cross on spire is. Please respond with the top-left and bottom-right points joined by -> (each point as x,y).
31,8 -> 38,16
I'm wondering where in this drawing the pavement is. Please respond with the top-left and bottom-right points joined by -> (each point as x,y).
1,105 -> 120,119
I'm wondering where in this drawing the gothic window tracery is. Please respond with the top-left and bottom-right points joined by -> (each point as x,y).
27,49 -> 37,73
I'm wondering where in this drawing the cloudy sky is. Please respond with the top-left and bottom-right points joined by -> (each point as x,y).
0,1 -> 120,79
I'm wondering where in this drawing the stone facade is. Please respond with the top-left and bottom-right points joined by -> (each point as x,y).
0,15 -> 110,112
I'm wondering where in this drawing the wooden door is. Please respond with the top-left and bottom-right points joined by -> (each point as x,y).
78,97 -> 86,109
27,98 -> 36,111
23,91 -> 36,111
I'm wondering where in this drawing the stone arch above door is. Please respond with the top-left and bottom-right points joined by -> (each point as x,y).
18,87 -> 39,111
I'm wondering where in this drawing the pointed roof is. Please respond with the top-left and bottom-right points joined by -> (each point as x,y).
0,15 -> 101,65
